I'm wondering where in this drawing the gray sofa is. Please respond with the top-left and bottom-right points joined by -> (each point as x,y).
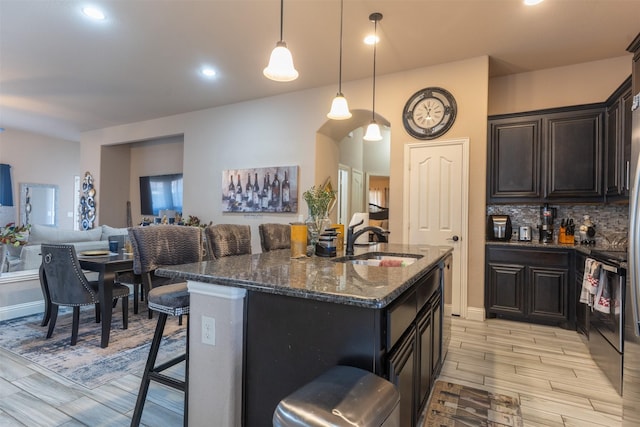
9,224 -> 128,272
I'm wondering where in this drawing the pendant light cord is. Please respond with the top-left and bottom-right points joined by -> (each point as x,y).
371,16 -> 378,121
338,0 -> 344,94
279,0 -> 284,41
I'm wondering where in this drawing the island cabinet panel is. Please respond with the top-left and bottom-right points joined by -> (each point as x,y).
386,267 -> 442,427
485,245 -> 574,329
243,291 -> 383,426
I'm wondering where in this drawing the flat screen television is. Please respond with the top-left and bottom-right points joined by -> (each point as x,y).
139,173 -> 183,216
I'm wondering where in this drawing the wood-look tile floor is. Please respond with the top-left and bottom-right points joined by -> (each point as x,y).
0,317 -> 621,426
435,317 -> 621,427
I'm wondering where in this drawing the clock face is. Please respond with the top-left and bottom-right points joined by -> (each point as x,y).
403,87 -> 457,140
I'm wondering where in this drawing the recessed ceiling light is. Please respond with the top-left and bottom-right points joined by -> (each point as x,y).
364,35 -> 379,45
201,67 -> 217,78
523,0 -> 544,5
82,6 -> 106,20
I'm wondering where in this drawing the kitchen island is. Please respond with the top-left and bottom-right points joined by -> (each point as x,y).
157,243 -> 452,427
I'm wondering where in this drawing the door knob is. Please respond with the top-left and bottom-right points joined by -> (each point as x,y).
448,235 -> 459,242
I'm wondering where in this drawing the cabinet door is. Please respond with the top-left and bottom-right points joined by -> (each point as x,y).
488,117 -> 542,201
417,307 -> 432,413
545,109 -> 603,200
388,328 -> 417,427
528,267 -> 568,321
486,263 -> 526,316
605,100 -> 622,196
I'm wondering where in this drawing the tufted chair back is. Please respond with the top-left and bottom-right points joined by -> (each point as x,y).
258,223 -> 291,252
205,224 -> 252,258
129,225 -> 203,275
41,244 -> 97,306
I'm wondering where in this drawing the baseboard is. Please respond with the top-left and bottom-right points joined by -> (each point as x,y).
0,300 -> 44,322
465,306 -> 485,322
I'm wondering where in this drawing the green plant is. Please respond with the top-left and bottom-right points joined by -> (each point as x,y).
0,223 -> 30,246
303,185 -> 335,218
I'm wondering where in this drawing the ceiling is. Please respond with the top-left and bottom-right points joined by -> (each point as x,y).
1,0 -> 639,142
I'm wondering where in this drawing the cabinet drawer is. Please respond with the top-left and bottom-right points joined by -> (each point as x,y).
487,246 -> 570,267
416,269 -> 440,312
387,289 -> 417,349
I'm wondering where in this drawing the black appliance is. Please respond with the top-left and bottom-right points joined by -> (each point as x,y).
486,215 -> 512,241
539,203 -> 557,243
586,250 -> 627,395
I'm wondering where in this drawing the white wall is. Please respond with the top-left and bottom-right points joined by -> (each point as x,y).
0,129 -> 80,229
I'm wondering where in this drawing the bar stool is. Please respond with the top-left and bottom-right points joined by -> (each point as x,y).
130,282 -> 190,427
258,223 -> 291,252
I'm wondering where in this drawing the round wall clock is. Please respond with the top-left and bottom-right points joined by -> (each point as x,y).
402,87 -> 457,140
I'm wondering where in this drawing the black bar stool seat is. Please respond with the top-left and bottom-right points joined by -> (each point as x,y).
130,282 -> 190,427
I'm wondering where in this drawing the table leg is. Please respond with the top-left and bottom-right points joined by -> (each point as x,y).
99,270 -> 116,348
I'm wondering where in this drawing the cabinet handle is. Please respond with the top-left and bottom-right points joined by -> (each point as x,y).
627,160 -> 631,191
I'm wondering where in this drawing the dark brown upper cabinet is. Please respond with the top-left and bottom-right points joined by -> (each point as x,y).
488,105 -> 604,203
487,116 -> 542,201
545,108 -> 603,200
604,77 -> 632,201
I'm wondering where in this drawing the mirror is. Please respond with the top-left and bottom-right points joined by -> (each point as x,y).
20,183 -> 59,227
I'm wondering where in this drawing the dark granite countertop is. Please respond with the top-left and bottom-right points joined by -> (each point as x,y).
156,243 -> 453,309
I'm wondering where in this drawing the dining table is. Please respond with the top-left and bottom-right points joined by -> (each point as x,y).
77,251 -> 136,348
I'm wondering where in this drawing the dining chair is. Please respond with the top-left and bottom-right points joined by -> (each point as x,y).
107,233 -> 144,314
258,223 -> 290,252
128,225 -> 202,427
205,224 -> 252,258
128,225 -> 204,317
40,244 -> 130,346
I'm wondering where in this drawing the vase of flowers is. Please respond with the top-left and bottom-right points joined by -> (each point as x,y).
303,185 -> 335,250
0,223 -> 30,273
0,223 -> 30,247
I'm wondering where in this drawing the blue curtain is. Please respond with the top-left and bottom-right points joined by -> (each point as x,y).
0,164 -> 13,206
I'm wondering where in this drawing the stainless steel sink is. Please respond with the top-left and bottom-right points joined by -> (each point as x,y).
332,252 -> 423,267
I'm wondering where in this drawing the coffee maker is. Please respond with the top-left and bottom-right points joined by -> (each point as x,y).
539,203 -> 557,243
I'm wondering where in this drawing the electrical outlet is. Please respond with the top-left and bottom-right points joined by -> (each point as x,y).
201,316 -> 216,346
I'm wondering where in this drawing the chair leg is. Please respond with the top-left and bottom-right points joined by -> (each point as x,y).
46,304 -> 59,339
95,303 -> 101,323
112,299 -> 118,308
122,296 -> 129,330
178,315 -> 183,326
71,306 -> 80,346
133,283 -> 139,315
131,312 -> 168,427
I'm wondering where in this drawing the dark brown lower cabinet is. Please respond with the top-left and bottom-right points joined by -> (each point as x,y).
388,328 -> 416,427
243,261 -> 447,426
387,269 -> 443,427
485,245 -> 573,329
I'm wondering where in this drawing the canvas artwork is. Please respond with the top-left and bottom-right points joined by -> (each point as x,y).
222,166 -> 298,213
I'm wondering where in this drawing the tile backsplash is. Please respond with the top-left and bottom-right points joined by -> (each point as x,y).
486,204 -> 629,246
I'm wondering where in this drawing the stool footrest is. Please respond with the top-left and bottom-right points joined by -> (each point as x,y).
148,371 -> 186,391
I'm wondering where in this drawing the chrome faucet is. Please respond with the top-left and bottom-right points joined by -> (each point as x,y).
345,220 -> 389,255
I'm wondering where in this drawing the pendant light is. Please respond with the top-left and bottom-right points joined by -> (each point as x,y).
363,12 -> 383,141
327,0 -> 352,120
263,0 -> 299,82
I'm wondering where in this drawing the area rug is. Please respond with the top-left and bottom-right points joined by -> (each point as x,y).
424,380 -> 523,427
0,305 -> 186,389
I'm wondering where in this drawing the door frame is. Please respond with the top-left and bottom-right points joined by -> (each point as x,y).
402,138 -> 470,318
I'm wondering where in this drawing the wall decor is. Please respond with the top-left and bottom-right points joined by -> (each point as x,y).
222,166 -> 298,213
79,171 -> 95,229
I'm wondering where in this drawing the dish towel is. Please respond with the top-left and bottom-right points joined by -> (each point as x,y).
594,269 -> 611,314
580,257 -> 602,307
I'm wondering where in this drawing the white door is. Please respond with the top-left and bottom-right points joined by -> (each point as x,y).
337,165 -> 350,225
404,139 -> 469,317
351,168 -> 364,215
